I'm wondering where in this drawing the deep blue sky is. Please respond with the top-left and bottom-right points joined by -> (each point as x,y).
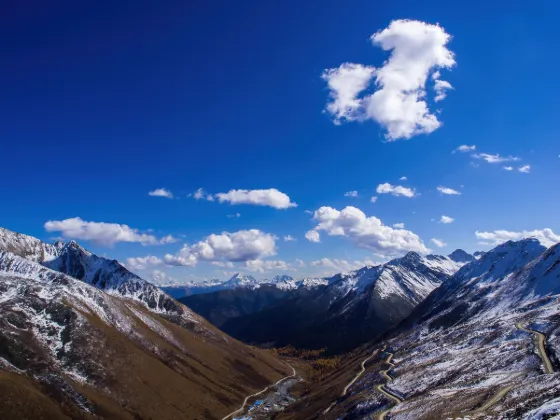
2,0 -> 559,283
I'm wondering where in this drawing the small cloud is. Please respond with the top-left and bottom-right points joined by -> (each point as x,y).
284,235 -> 296,242
472,153 -> 520,164
376,183 -> 416,198
503,166 -> 514,171
344,190 -> 359,198
518,164 -> 531,173
305,230 -> 321,243
399,176 -> 408,181
149,188 -> 173,199
370,196 -> 378,203
393,223 -> 405,229
440,215 -> 454,224
453,145 -> 476,153
227,213 -> 241,219
431,238 -> 447,248
296,259 -> 306,268
304,210 -> 314,215
215,188 -> 297,209
159,235 -> 179,244
437,186 -> 461,195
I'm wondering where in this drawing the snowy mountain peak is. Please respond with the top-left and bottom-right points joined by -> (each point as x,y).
271,274 -> 294,283
448,249 -> 474,263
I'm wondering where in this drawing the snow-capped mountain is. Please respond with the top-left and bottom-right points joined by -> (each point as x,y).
0,228 -> 185,317
220,250 -> 472,352
324,238 -> 560,419
0,248 -> 291,419
163,273 -> 330,298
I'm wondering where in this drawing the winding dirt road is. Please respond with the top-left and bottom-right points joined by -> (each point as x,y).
376,350 -> 402,420
341,348 -> 380,396
516,322 -> 554,374
220,363 -> 296,420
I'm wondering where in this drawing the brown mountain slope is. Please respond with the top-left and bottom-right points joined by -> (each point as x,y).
0,251 -> 290,420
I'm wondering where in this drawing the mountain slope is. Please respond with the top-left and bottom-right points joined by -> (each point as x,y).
0,229 -> 292,419
221,251 -> 469,352
318,239 -> 560,419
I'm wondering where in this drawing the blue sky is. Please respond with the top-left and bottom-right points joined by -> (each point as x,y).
2,0 -> 559,284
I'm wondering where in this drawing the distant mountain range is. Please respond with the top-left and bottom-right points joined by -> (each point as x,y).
0,227 -> 291,419
162,272 -> 329,298
184,249 -> 473,352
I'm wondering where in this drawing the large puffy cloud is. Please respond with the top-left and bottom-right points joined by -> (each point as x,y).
307,206 -> 429,256
148,188 -> 173,199
323,19 -> 455,140
44,217 -> 166,246
322,63 -> 376,124
163,229 -> 277,267
245,259 -> 293,273
475,228 -> 560,247
376,183 -> 416,197
214,189 -> 297,209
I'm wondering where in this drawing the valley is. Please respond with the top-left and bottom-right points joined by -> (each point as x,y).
1,226 -> 560,419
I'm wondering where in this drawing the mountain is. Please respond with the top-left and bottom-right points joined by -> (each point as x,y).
180,275 -> 331,328
0,228 -> 292,419
163,273 -> 328,299
0,228 -> 185,318
318,238 -> 560,419
219,250 -> 471,353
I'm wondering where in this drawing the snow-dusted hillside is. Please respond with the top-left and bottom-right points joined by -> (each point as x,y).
324,238 -> 560,419
0,249 -> 291,419
221,250 -> 471,351
0,228 -> 185,317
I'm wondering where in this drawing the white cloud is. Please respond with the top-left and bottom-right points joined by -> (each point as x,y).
245,259 -> 293,273
159,235 -> 179,244
519,164 -> 531,173
399,176 -> 408,181
475,228 -> 560,247
453,145 -> 476,153
148,188 -> 173,199
307,206 -> 429,256
44,217 -> 163,247
163,229 -> 277,267
473,153 -> 520,164
370,196 -> 378,203
344,190 -> 359,198
211,261 -> 235,268
126,255 -> 164,271
431,238 -> 447,248
437,186 -> 461,195
322,63 -> 376,124
393,223 -> 405,228
192,188 -> 214,201
227,213 -> 241,219
296,259 -> 306,268
503,166 -> 514,171
305,230 -> 321,243
440,215 -> 454,224
284,235 -> 296,242
376,183 -> 416,198
215,188 -> 297,209
310,257 -> 375,273
323,19 -> 455,140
